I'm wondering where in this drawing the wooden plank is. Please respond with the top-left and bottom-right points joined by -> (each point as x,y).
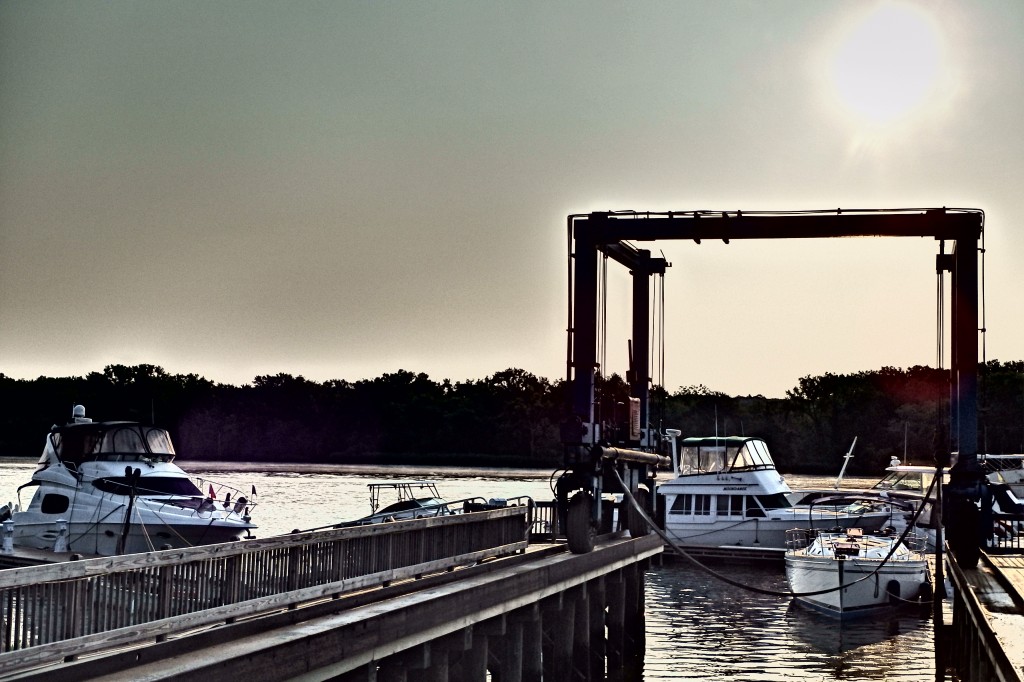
0,508 -> 526,589
26,535 -> 661,681
0,540 -> 529,677
947,552 -> 1024,681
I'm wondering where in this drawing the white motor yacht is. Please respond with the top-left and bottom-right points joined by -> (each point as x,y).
3,405 -> 257,556
656,436 -> 891,550
785,527 -> 931,617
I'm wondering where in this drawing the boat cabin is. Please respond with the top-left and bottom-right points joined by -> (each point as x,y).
43,421 -> 177,469
871,465 -> 945,495
676,436 -> 777,475
30,420 -> 206,503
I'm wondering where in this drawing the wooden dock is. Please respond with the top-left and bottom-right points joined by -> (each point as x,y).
0,505 -> 661,681
945,550 -> 1024,681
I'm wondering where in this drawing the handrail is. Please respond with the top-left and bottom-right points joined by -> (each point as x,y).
0,506 -> 529,667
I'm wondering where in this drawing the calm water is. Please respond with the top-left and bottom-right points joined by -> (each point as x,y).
0,459 -> 939,681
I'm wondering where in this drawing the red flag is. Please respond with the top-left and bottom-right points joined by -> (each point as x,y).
208,484 -> 215,499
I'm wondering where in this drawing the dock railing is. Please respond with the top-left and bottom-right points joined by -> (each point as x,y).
987,511 -> 1024,553
0,506 -> 529,675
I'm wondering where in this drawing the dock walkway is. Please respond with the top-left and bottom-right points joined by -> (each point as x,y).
947,551 -> 1024,681
0,504 -> 661,681
29,534 -> 660,682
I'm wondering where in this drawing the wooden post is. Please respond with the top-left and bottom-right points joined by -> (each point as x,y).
623,562 -> 646,680
544,592 -> 575,680
498,618 -> 524,682
588,575 -> 606,681
513,603 -> 542,681
485,614 -> 508,680
573,584 -> 591,681
606,569 -> 625,681
459,625 -> 488,682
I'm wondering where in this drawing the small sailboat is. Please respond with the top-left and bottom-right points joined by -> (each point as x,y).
785,527 -> 931,617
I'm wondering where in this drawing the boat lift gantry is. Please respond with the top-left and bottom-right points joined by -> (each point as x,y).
560,208 -> 987,565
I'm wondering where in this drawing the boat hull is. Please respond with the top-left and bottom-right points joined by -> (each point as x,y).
785,555 -> 929,617
10,516 -> 251,556
663,510 -> 890,550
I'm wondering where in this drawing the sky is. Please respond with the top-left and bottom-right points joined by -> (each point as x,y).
1,1 -> 1022,398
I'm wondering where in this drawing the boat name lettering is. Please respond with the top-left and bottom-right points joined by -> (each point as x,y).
723,486 -> 748,490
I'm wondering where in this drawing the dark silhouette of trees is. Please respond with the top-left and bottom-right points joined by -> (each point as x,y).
1,361 -> 1021,472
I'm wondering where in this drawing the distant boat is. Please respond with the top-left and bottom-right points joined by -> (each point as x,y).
2,405 -> 256,556
351,480 -> 452,524
785,527 -> 931,617
790,461 -> 946,549
656,436 -> 891,551
328,480 -> 526,529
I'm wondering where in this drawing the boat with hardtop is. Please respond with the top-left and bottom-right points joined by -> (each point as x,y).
656,435 -> 892,552
1,405 -> 257,556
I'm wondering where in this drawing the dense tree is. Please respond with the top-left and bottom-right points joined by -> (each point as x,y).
1,361 -> 1021,472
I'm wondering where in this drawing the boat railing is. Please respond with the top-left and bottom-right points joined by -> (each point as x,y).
902,531 -> 928,553
192,477 -> 258,514
785,528 -> 818,550
137,494 -> 254,521
320,495 -> 547,537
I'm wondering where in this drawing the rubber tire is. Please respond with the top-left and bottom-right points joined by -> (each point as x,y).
567,492 -> 596,554
627,488 -> 651,538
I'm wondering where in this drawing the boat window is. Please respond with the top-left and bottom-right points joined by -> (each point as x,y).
755,493 -> 791,510
143,428 -> 176,457
722,495 -> 744,516
53,431 -> 103,465
679,446 -> 701,473
728,440 -> 775,472
679,445 -> 731,474
108,427 -> 147,454
669,494 -> 712,515
40,494 -> 70,514
93,477 -> 202,497
744,495 -> 766,517
669,495 -> 692,514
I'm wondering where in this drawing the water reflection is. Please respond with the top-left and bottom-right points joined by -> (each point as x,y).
643,559 -> 935,681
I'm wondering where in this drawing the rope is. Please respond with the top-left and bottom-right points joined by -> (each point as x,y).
612,466 -> 938,599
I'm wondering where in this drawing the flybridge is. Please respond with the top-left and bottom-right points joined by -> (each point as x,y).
562,207 -> 987,563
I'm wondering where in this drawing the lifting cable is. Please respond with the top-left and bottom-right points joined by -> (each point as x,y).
613,466 -> 938,599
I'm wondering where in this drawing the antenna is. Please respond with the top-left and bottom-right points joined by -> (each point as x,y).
834,437 -> 858,489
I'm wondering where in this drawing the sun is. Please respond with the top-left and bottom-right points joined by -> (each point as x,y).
830,1 -> 944,124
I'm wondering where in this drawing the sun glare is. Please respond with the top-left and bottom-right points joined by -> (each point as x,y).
830,2 -> 944,124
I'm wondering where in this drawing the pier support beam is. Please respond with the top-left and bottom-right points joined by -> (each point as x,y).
588,575 -> 607,680
542,592 -> 574,680
606,570 -> 625,680
573,584 -> 591,680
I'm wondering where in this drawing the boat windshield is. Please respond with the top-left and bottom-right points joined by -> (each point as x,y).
678,438 -> 776,474
729,439 -> 775,471
52,424 -> 177,465
873,470 -> 932,493
93,476 -> 202,497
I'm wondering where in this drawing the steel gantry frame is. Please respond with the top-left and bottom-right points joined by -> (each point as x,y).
561,207 -> 987,563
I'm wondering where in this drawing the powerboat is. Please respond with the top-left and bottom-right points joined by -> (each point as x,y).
785,527 -> 931,617
330,481 -> 525,528
791,462 -> 945,549
2,405 -> 257,556
982,454 -> 1024,499
656,436 -> 892,551
357,480 -> 452,523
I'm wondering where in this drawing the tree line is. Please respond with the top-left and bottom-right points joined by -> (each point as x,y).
1,362 -> 1021,474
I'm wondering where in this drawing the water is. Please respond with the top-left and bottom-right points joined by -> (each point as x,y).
0,458 -> 939,681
